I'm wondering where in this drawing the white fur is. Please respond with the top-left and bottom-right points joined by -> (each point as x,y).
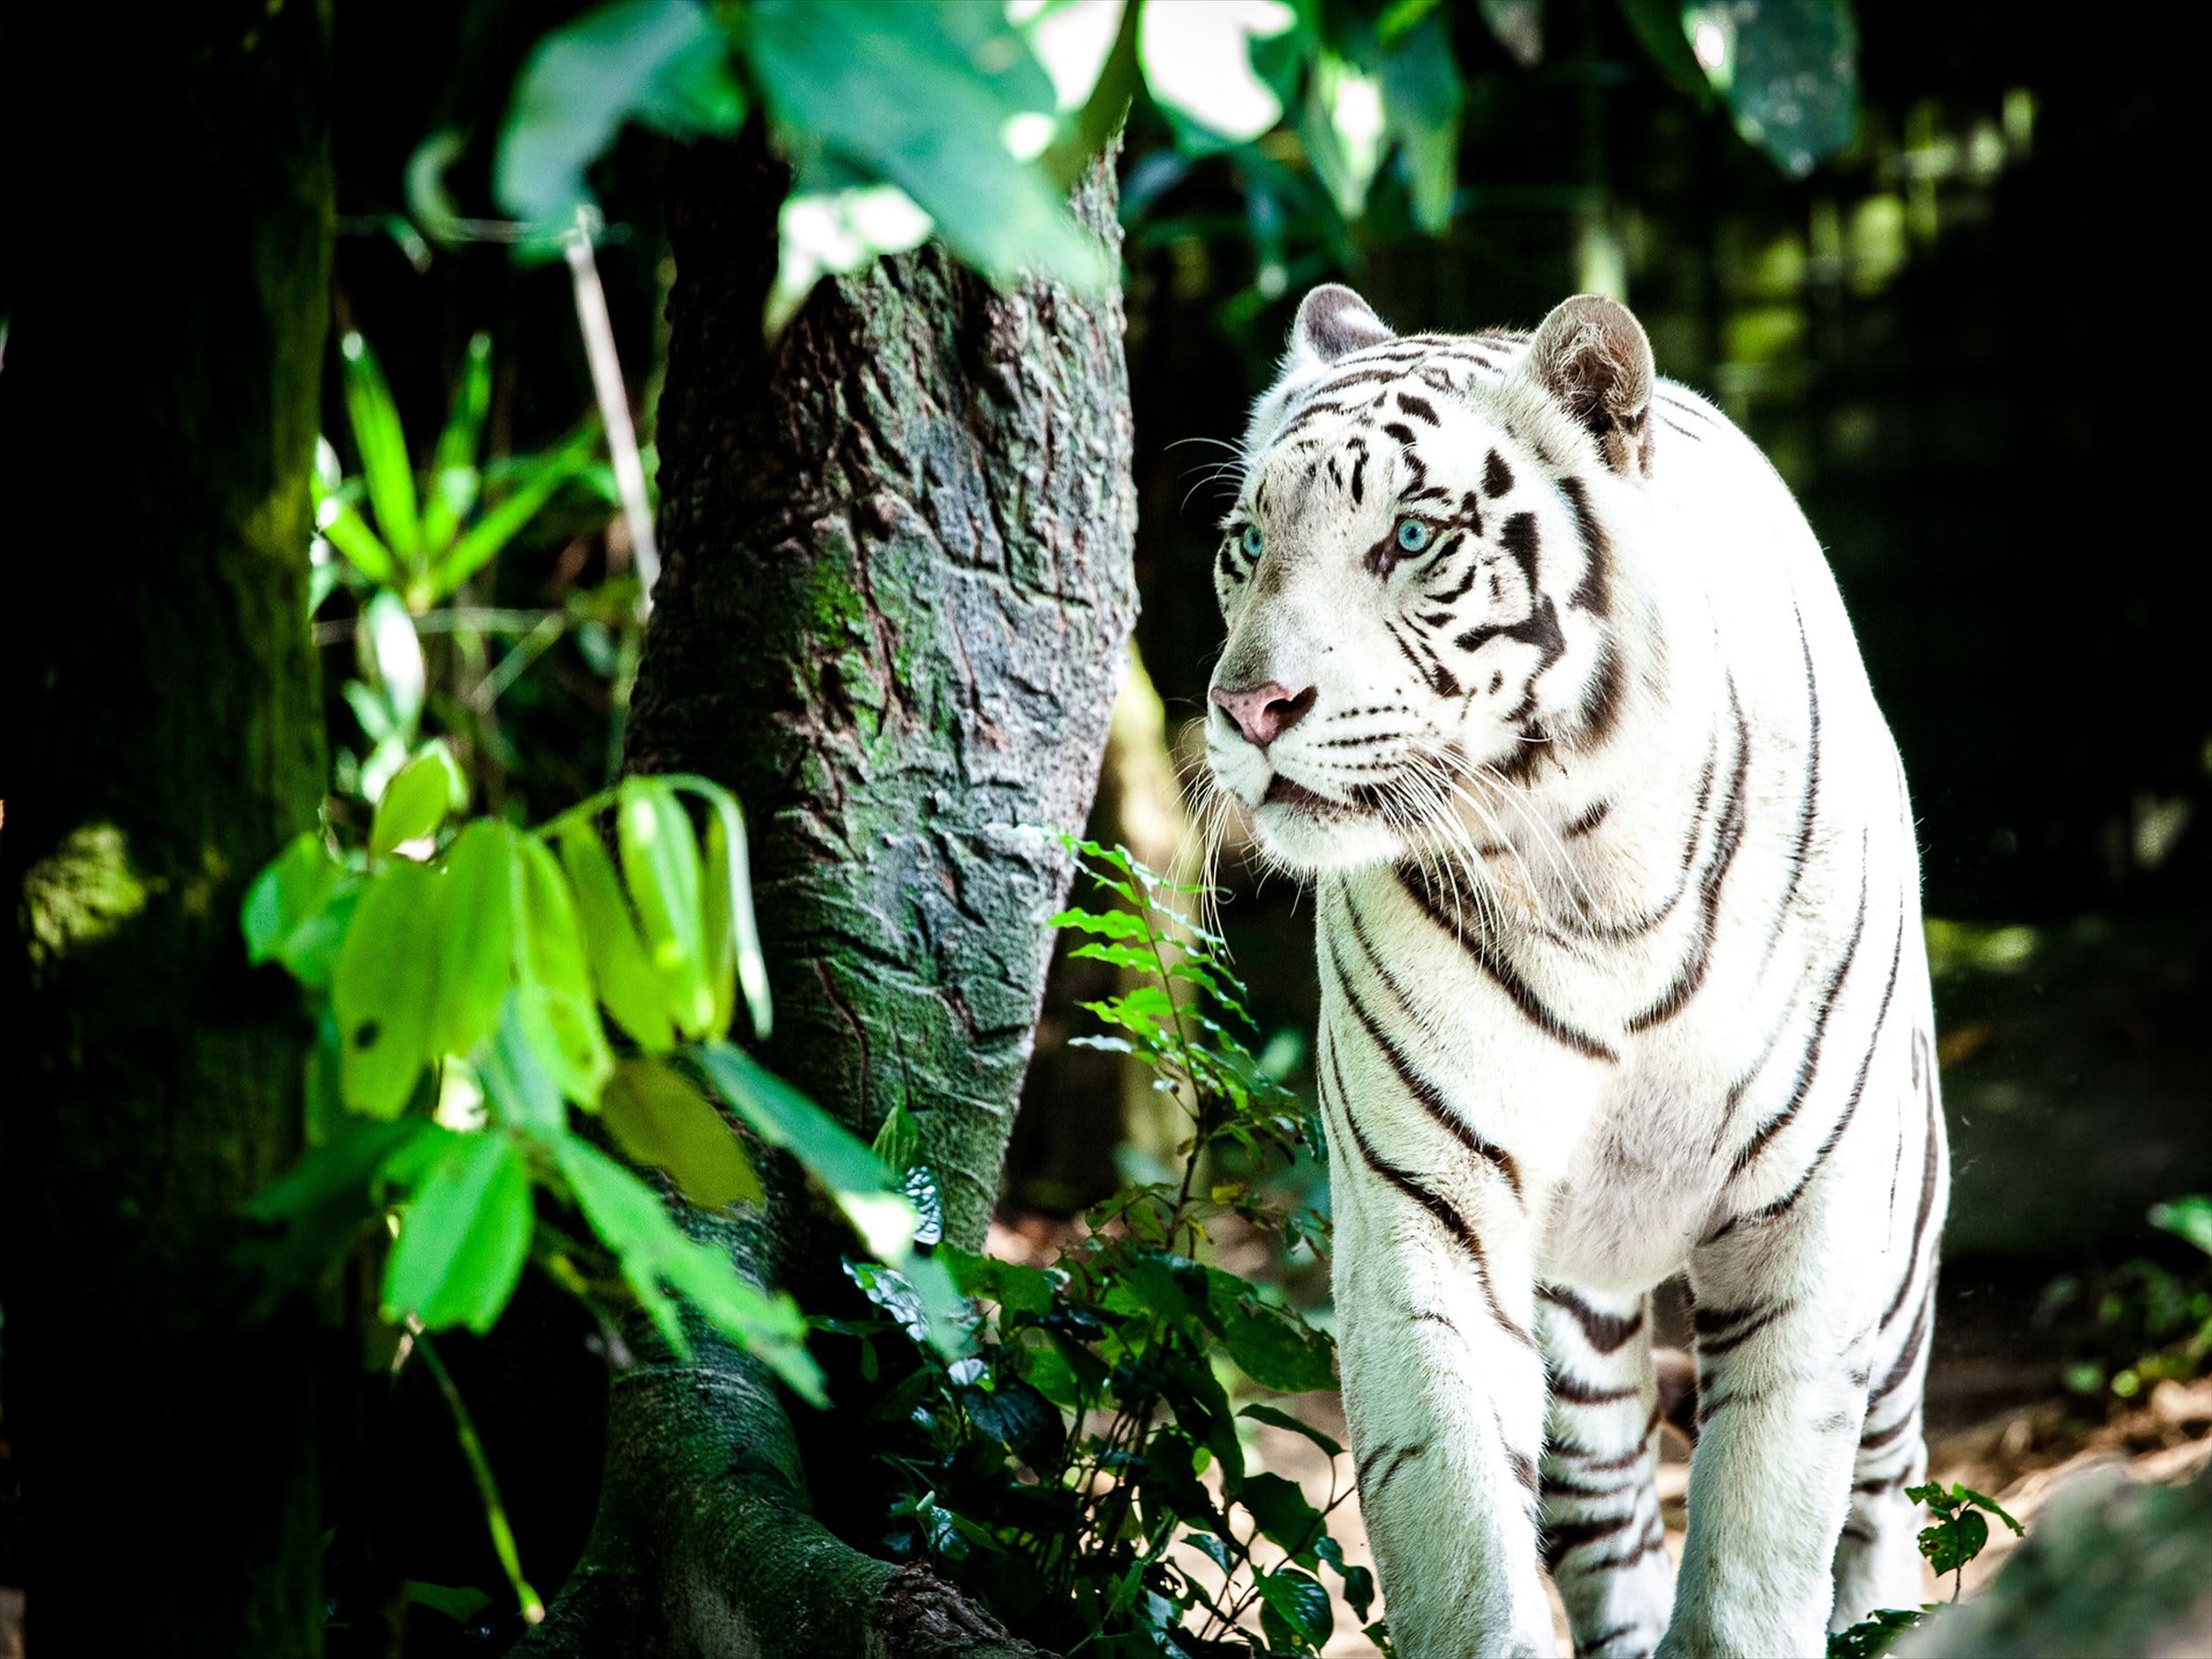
1203,295 -> 1948,1658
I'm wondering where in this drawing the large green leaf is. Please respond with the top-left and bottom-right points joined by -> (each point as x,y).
601,1056 -> 761,1208
429,820 -> 518,1056
511,836 -> 615,1105
556,820 -> 676,1050
496,0 -> 749,226
339,332 -> 422,562
618,778 -> 714,1038
551,1134 -> 821,1399
333,861 -> 443,1118
477,994 -> 565,1132
383,1130 -> 534,1333
1255,1567 -> 1333,1651
748,0 -> 1103,291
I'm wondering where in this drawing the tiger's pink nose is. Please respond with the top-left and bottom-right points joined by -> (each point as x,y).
1211,681 -> 1317,750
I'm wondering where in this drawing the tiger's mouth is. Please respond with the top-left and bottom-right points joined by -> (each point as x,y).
1261,774 -> 1379,820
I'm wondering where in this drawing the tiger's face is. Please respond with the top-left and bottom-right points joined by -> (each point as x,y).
1204,286 -> 1655,875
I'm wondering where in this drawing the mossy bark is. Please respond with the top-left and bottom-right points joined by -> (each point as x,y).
521,138 -> 1137,1657
0,5 -> 334,1655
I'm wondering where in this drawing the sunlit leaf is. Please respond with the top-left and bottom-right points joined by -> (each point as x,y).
370,741 -> 465,859
339,332 -> 422,562
673,776 -> 773,1039
383,1130 -> 534,1333
618,777 -> 715,1038
749,0 -> 1103,293
2150,1195 -> 2212,1257
556,820 -> 677,1051
333,861 -> 442,1118
427,427 -> 595,601
602,1056 -> 762,1207
360,590 -> 426,733
421,333 -> 492,553
1378,12 -> 1464,232
477,993 -> 565,1131
511,837 -> 615,1105
495,0 -> 748,227
429,820 -> 517,1056
551,1133 -> 821,1399
320,502 -> 398,586
1140,0 -> 1300,150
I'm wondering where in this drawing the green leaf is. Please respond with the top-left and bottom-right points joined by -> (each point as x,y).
242,832 -> 357,990
511,836 -> 615,1105
2150,1195 -> 2212,1257
1050,905 -> 1148,940
1619,0 -> 1717,106
421,333 -> 492,553
477,994 -> 565,1131
872,1101 -> 923,1174
1206,1270 -> 1337,1393
245,1117 -> 436,1290
555,821 -> 676,1051
1378,12 -> 1464,233
1242,1470 -> 1325,1556
618,777 -> 715,1038
1918,1505 -> 1988,1578
404,1582 -> 494,1625
1239,1402 -> 1343,1459
370,741 -> 465,859
383,1131 -> 534,1333
748,0 -> 1104,292
696,1040 -> 912,1259
333,861 -> 442,1118
360,589 -> 426,733
339,332 -> 421,563
430,820 -> 518,1056
1666,0 -> 1859,177
1477,0 -> 1543,65
1138,0 -> 1299,151
495,0 -> 748,226
1255,1567 -> 1333,1651
551,1134 -> 821,1399
320,502 -> 399,586
673,776 -> 773,1040
426,428 -> 595,601
601,1056 -> 762,1208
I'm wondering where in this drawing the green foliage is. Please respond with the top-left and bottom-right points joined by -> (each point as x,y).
1825,1480 -> 2025,1655
241,750 -> 946,1612
485,0 -> 1861,334
828,837 -> 1371,1657
313,327 -> 624,812
2040,1195 -> 2212,1406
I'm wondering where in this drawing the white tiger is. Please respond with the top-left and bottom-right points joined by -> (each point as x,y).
1201,286 -> 1947,1659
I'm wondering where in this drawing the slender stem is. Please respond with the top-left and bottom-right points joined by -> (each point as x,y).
409,1324 -> 545,1625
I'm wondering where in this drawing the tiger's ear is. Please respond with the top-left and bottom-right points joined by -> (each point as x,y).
1521,295 -> 1655,476
1288,283 -> 1395,370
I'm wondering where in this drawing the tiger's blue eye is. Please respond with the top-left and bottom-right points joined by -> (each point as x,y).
1395,518 -> 1431,554
1241,525 -> 1264,557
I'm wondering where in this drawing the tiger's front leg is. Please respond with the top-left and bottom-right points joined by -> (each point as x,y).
1317,1032 -> 1555,1659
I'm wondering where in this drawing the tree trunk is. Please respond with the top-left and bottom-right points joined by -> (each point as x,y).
518,137 -> 1137,1657
0,7 -> 334,1655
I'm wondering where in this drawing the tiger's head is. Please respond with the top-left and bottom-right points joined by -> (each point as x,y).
1203,285 -> 1657,874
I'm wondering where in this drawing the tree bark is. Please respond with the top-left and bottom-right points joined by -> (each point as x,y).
0,5 -> 334,1655
518,137 -> 1137,1658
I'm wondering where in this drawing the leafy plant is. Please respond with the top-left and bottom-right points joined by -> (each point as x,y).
2039,1194 -> 2212,1406
242,744 -> 953,1618
830,836 -> 1371,1658
479,0 -> 1863,333
313,328 -> 613,805
1824,1481 -> 2025,1656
